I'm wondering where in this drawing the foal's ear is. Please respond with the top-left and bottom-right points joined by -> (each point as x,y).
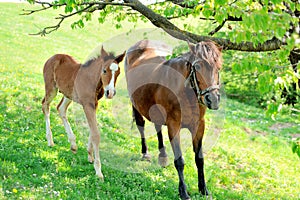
101,45 -> 109,57
187,41 -> 196,54
115,51 -> 126,63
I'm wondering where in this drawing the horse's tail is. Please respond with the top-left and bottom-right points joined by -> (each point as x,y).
131,105 -> 135,130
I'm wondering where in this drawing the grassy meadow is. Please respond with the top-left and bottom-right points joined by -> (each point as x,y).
0,2 -> 300,200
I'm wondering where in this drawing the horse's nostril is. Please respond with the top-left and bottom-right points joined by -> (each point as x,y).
105,90 -> 109,96
205,94 -> 211,105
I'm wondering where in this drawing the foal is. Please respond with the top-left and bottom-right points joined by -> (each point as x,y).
42,46 -> 125,178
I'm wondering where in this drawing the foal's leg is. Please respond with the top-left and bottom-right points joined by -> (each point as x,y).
83,103 -> 103,179
133,106 -> 150,160
154,124 -> 168,167
191,119 -> 209,196
42,87 -> 57,147
57,96 -> 77,153
168,121 -> 190,200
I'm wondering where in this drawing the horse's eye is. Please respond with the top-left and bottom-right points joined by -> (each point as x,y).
194,64 -> 201,70
103,69 -> 107,74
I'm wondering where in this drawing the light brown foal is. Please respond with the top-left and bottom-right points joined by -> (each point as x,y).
42,46 -> 125,179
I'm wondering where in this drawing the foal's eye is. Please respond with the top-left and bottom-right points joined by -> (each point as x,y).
103,69 -> 107,74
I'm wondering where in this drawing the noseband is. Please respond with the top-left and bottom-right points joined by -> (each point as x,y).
184,59 -> 220,105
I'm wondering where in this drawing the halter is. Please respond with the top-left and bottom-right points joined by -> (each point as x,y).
184,58 -> 220,105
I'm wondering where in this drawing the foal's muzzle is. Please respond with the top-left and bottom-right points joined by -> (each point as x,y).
204,90 -> 220,110
105,89 -> 116,99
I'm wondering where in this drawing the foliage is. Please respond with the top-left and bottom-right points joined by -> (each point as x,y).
1,3 -> 300,199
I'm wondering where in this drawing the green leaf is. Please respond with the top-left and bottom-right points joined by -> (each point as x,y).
202,5 -> 212,18
245,31 -> 252,41
258,73 -> 271,94
215,0 -> 226,6
236,31 -> 245,44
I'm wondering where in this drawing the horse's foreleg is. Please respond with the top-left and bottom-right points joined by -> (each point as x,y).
57,97 -> 77,153
192,119 -> 209,196
87,134 -> 94,163
83,103 -> 103,179
155,124 -> 168,167
42,88 -> 57,147
168,122 -> 190,200
133,106 -> 150,161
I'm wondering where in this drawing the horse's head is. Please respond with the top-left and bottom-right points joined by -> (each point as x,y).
187,41 -> 222,110
100,46 -> 125,99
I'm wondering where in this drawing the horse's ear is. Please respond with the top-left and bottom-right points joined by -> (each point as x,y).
218,45 -> 223,52
101,45 -> 109,57
115,51 -> 126,63
187,41 -> 196,54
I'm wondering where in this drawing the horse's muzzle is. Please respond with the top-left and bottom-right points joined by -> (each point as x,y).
105,89 -> 116,99
204,91 -> 220,110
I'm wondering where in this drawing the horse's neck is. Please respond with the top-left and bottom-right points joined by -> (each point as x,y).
80,59 -> 103,86
167,56 -> 191,79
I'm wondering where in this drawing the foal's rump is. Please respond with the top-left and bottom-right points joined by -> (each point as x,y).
43,54 -> 80,99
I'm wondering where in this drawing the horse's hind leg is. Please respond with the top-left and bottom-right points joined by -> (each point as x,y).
57,96 -> 78,153
133,106 -> 150,161
42,87 -> 57,147
155,124 -> 168,167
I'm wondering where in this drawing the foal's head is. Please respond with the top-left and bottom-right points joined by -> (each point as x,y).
99,47 -> 125,99
187,41 -> 222,109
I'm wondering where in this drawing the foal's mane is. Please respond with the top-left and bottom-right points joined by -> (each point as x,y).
82,46 -> 115,68
185,40 -> 222,70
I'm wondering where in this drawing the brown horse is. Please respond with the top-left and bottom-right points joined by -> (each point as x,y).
124,40 -> 222,199
42,46 -> 125,179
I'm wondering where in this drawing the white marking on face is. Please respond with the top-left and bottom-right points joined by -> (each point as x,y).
110,63 -> 118,71
104,63 -> 119,98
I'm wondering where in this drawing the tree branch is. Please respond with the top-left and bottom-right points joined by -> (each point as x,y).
124,0 -> 284,51
24,0 -> 134,36
24,0 -> 285,51
208,20 -> 226,36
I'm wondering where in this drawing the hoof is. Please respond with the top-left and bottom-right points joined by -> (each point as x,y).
200,187 -> 210,196
48,141 -> 54,147
96,172 -> 104,181
88,157 -> 94,164
180,194 -> 190,200
158,155 -> 169,167
70,145 -> 78,154
142,153 -> 151,162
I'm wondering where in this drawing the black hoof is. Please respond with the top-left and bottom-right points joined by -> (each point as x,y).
200,187 -> 210,196
179,193 -> 190,200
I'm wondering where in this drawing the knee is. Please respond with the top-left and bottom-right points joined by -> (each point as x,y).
135,117 -> 145,127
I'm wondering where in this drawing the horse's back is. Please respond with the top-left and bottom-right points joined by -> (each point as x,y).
125,40 -> 172,71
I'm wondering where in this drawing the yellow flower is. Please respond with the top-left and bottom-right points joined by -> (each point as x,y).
12,188 -> 18,193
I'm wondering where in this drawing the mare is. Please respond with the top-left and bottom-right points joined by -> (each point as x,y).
42,46 -> 125,179
124,40 -> 222,199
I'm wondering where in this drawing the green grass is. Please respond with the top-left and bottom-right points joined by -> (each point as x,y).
1,2 -> 300,200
